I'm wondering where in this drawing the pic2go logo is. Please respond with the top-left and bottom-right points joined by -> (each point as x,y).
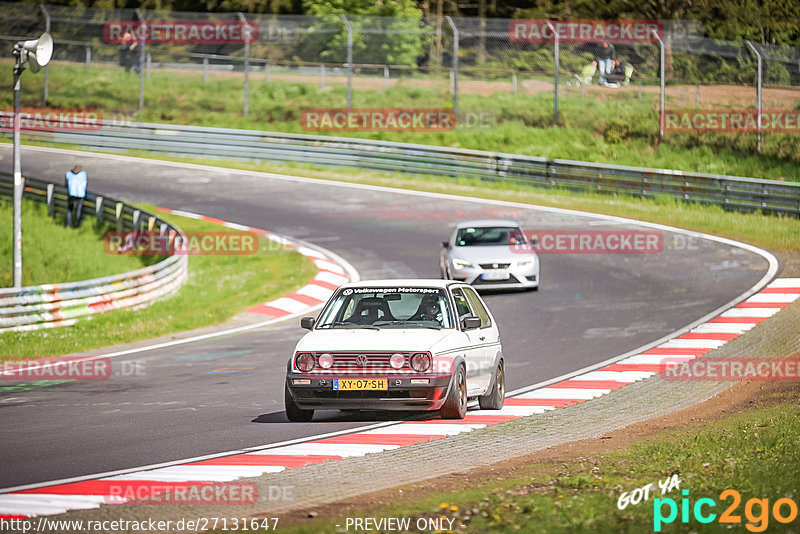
654,489 -> 799,532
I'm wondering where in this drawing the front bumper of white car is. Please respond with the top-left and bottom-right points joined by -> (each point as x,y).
450,258 -> 539,290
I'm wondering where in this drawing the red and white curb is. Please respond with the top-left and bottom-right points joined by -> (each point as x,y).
155,208 -> 350,319
2,277 -> 797,519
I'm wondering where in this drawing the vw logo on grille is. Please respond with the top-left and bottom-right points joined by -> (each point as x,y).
492,263 -> 499,269
355,354 -> 369,366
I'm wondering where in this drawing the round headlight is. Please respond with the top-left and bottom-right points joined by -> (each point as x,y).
318,353 -> 334,369
389,353 -> 405,369
410,353 -> 431,372
295,353 -> 315,372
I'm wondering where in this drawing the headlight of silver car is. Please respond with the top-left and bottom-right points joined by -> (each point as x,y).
516,257 -> 535,268
451,258 -> 474,270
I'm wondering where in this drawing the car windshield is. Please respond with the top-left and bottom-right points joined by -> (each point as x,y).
455,226 -> 526,247
316,288 -> 454,329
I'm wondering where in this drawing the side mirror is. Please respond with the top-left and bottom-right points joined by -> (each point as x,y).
441,241 -> 450,249
462,316 -> 482,330
300,317 -> 315,330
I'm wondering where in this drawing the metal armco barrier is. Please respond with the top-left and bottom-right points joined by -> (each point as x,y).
0,174 -> 188,333
2,117 -> 799,216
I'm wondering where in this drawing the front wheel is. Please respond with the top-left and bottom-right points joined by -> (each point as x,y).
440,365 -> 467,419
478,360 -> 505,410
285,383 -> 314,422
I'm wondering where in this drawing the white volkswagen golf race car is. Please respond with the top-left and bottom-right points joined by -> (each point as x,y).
284,280 -> 504,421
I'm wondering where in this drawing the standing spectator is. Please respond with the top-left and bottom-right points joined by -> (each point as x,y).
65,165 -> 88,228
119,30 -> 140,73
596,41 -> 616,86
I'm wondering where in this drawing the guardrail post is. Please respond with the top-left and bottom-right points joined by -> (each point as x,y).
96,196 -> 104,224
746,41 -> 763,153
320,63 -> 326,89
146,52 -> 152,78
203,56 -> 208,82
341,15 -> 353,110
40,4 -> 50,105
135,8 -> 146,110
116,202 -> 124,232
446,16 -> 459,116
384,65 -> 389,89
85,44 -> 91,73
46,183 -> 54,217
160,222 -> 168,235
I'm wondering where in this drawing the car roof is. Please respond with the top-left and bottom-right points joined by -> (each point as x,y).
342,279 -> 460,290
454,219 -> 521,229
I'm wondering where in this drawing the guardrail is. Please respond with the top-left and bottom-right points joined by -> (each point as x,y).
0,174 -> 188,333
3,117 -> 799,216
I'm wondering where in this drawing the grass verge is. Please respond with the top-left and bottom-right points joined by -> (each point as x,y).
0,60 -> 797,180
0,204 -> 317,360
0,198 -> 160,287
279,382 -> 800,534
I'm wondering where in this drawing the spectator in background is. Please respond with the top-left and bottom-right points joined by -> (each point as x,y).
119,30 -> 140,73
65,165 -> 87,228
596,41 -> 616,86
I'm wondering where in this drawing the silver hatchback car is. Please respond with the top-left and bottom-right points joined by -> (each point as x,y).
440,220 -> 540,291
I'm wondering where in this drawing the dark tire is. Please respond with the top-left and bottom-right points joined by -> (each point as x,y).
440,365 -> 467,419
478,359 -> 505,410
285,383 -> 314,422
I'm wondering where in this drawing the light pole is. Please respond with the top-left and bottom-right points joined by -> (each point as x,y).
11,32 -> 53,288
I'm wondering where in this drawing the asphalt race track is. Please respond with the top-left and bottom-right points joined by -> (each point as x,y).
0,145 -> 772,489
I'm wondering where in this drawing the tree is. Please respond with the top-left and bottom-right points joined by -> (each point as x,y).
302,0 -> 427,67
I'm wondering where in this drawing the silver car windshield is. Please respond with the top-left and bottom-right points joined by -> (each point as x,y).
456,226 -> 527,247
316,288 -> 454,330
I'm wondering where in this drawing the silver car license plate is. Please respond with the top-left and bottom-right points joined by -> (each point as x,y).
482,269 -> 510,281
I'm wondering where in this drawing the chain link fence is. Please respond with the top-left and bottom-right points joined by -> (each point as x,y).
1,3 -> 798,139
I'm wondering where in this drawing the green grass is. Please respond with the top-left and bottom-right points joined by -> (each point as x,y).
1,60 -> 797,181
0,204 -> 317,359
0,198 -> 160,287
276,389 -> 800,534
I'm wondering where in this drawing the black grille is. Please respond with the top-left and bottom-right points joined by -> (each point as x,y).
308,352 -> 412,372
307,390 -> 412,399
474,277 -> 519,285
479,263 -> 511,269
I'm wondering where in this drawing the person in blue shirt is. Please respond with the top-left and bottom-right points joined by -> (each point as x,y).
65,165 -> 88,228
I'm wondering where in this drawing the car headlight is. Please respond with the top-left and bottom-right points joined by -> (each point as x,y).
451,258 -> 474,270
410,353 -> 432,372
295,353 -> 315,372
517,257 -> 535,268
